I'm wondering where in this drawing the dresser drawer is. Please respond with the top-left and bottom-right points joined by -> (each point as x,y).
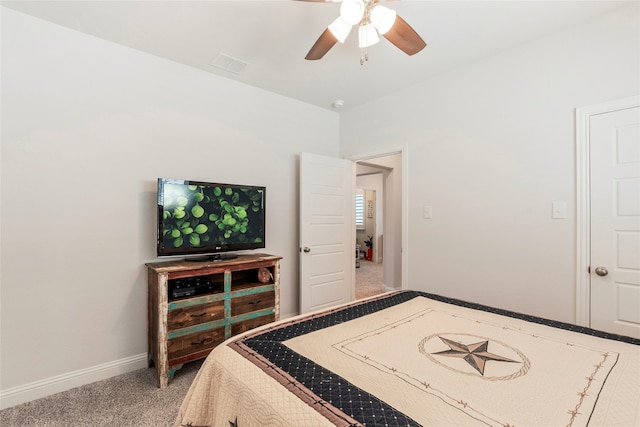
168,301 -> 224,330
231,291 -> 275,316
167,327 -> 225,360
231,314 -> 275,336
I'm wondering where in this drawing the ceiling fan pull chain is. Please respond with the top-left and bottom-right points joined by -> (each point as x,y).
360,47 -> 368,65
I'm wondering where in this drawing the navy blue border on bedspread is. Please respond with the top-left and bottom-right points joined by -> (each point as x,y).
237,291 -> 639,427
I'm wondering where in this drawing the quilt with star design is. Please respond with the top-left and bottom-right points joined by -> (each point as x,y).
174,291 -> 640,427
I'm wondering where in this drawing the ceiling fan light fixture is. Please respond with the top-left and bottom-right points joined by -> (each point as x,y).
358,23 -> 379,48
370,5 -> 397,35
302,0 -> 426,63
340,0 -> 365,26
328,16 -> 352,43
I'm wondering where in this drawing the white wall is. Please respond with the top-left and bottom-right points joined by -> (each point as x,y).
0,8 -> 339,406
340,4 -> 639,323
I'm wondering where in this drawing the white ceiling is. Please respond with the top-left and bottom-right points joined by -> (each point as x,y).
2,0 -> 631,111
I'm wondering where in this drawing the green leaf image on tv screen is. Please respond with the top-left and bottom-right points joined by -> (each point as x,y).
162,184 -> 263,250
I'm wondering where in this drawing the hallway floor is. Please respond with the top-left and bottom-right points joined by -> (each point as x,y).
355,260 -> 384,299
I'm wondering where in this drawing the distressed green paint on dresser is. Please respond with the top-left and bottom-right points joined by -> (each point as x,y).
146,254 -> 282,388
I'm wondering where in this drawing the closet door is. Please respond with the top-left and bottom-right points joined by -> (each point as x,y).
589,105 -> 640,339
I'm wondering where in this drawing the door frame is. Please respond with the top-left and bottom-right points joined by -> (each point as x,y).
575,95 -> 640,327
347,144 -> 408,291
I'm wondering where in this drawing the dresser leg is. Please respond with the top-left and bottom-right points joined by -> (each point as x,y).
168,364 -> 183,381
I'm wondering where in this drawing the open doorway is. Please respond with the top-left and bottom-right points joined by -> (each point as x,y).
354,152 -> 404,299
355,181 -> 383,299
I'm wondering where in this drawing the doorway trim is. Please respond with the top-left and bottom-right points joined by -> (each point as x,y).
347,145 -> 408,291
575,95 -> 640,327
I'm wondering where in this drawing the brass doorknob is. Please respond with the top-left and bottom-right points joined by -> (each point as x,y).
594,266 -> 608,277
303,247 -> 311,253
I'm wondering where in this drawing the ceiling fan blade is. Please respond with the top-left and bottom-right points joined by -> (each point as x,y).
383,15 -> 426,56
305,28 -> 339,60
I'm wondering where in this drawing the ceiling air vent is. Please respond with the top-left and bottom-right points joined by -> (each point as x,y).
210,53 -> 248,74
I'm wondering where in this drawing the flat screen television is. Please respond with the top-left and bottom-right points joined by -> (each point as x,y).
157,178 -> 265,259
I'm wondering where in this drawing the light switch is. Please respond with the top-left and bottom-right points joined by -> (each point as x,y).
423,205 -> 432,219
552,201 -> 567,219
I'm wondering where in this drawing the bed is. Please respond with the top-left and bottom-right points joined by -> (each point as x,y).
174,290 -> 640,426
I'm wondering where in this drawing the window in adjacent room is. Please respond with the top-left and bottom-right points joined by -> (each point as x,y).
355,189 -> 365,230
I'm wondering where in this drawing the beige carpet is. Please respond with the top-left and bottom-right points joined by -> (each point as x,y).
0,361 -> 202,427
356,260 -> 384,299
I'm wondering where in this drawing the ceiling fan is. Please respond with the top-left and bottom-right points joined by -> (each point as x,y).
297,0 -> 426,64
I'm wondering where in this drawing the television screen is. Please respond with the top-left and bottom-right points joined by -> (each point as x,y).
157,178 -> 265,258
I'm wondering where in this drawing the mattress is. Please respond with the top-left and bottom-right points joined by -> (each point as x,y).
174,291 -> 640,426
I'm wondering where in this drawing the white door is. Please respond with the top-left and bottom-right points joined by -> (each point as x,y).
300,152 -> 353,314
590,105 -> 640,339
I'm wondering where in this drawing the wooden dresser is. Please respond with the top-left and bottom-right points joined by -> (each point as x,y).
146,253 -> 281,388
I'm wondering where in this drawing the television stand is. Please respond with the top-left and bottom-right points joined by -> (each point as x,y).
185,253 -> 238,262
146,253 -> 281,388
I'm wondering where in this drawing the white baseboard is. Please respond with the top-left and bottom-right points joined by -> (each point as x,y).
0,353 -> 148,410
280,312 -> 299,320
